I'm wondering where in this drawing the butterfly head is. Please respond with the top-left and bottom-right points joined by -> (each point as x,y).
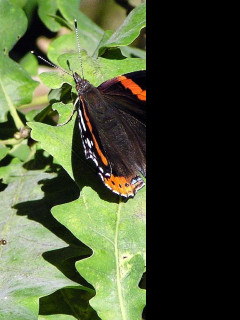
73,72 -> 91,94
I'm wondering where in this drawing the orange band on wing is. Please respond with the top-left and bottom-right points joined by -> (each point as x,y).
104,174 -> 144,197
80,97 -> 109,167
118,76 -> 146,101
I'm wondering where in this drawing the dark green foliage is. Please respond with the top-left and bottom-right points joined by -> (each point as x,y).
0,1 -> 146,319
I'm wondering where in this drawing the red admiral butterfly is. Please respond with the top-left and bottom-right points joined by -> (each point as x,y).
73,69 -> 146,198
35,20 -> 146,198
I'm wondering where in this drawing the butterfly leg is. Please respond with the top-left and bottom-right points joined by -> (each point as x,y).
57,97 -> 79,127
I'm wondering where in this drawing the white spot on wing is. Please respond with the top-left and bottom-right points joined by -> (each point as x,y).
86,138 -> 92,148
78,109 -> 86,131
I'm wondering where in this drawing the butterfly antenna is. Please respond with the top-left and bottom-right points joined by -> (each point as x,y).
74,19 -> 84,79
31,51 -> 72,76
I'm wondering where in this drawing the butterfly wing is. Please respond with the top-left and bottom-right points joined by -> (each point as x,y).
77,70 -> 146,197
98,70 -> 146,124
76,93 -> 112,177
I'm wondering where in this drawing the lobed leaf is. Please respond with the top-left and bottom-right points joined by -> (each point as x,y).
52,186 -> 146,320
28,110 -> 75,180
39,51 -> 146,91
0,1 -> 146,320
0,159 -> 82,320
28,54 -> 147,318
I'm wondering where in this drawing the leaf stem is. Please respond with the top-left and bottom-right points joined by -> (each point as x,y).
0,77 -> 24,129
10,106 -> 25,129
0,138 -> 23,146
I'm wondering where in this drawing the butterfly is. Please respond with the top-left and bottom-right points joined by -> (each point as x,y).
34,20 -> 146,198
72,69 -> 146,198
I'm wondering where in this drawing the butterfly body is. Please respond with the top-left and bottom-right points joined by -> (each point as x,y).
73,70 -> 146,198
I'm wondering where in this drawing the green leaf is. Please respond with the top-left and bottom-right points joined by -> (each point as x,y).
52,101 -> 74,123
8,0 -> 27,8
0,52 -> 39,123
28,114 -> 74,179
8,139 -> 31,161
51,0 -> 105,60
47,31 -> 99,66
0,159 -> 82,320
23,0 -> 38,19
57,0 -> 103,40
39,315 -> 76,320
28,102 -> 146,319
27,21 -> 146,320
99,3 -> 146,56
37,0 -> 62,32
0,144 -> 9,160
92,30 -> 114,58
47,33 -> 78,65
46,4 -> 145,62
25,105 -> 51,123
39,51 -> 146,90
19,52 -> 38,76
57,0 -> 82,17
121,46 -> 146,59
52,187 -> 146,320
0,0 -> 28,54
39,71 -> 72,90
38,0 -> 103,44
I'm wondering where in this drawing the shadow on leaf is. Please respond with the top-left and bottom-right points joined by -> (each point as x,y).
13,165 -> 91,284
12,154 -> 100,319
39,287 -> 100,320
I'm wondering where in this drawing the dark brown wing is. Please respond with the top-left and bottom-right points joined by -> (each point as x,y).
77,71 -> 146,197
98,70 -> 146,124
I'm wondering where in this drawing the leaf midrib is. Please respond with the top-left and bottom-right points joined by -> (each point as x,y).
0,76 -> 24,128
115,201 -> 126,320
